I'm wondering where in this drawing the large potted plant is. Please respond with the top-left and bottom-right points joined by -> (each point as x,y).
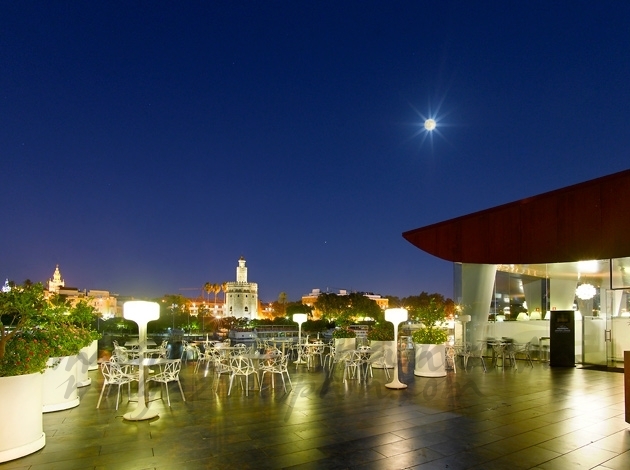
367,322 -> 395,369
411,299 -> 449,377
332,327 -> 356,355
0,282 -> 50,462
41,298 -> 101,412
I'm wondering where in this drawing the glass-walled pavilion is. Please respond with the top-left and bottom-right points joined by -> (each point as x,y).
403,169 -> 630,370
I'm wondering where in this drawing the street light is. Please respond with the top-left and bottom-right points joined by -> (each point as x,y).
122,301 -> 160,421
170,303 -> 177,331
293,313 -> 307,364
384,308 -> 408,390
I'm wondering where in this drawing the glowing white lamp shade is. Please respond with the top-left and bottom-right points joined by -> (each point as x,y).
122,301 -> 160,421
293,313 -> 308,364
124,301 -> 160,345
516,312 -> 530,321
529,311 -> 542,321
384,308 -> 408,390
576,283 -> 596,300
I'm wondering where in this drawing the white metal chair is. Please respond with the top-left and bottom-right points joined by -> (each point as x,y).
445,345 -> 457,373
146,359 -> 186,406
296,343 -> 317,370
343,350 -> 364,382
464,342 -> 487,372
97,361 -> 139,410
189,344 -> 206,373
506,342 -> 534,370
260,352 -> 292,393
212,351 -> 232,393
157,340 -> 168,358
112,345 -> 132,363
357,346 -> 374,379
180,341 -> 197,363
310,341 -> 326,367
228,356 -> 260,396
323,344 -> 336,369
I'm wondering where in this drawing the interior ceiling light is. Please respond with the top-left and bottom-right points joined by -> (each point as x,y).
578,260 -> 599,273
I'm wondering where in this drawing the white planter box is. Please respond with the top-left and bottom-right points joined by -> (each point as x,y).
77,340 -> 98,387
369,340 -> 395,369
0,373 -> 46,462
414,343 -> 446,377
42,355 -> 80,412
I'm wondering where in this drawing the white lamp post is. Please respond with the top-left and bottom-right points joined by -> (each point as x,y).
122,301 -> 160,421
293,313 -> 308,364
385,308 -> 408,390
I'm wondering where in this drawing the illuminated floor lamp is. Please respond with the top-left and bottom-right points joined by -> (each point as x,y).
385,308 -> 408,390
293,313 -> 308,364
123,300 -> 160,421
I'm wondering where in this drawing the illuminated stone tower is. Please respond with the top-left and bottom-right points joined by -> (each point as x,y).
48,264 -> 65,293
224,257 -> 259,319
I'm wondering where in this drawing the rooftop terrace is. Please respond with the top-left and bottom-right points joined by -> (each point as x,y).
2,356 -> 629,470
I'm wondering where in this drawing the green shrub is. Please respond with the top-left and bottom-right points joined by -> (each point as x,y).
332,327 -> 356,339
411,327 -> 448,345
411,299 -> 448,344
367,322 -> 394,341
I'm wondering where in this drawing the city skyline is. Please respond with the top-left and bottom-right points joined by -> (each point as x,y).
2,3 -> 629,302
20,262 -> 423,304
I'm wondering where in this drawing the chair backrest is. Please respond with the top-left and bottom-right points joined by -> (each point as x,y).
101,361 -> 133,384
112,346 -> 129,362
279,353 -> 291,371
100,361 -> 115,382
230,356 -> 255,375
345,350 -> 363,364
162,359 -> 182,381
207,347 -> 222,361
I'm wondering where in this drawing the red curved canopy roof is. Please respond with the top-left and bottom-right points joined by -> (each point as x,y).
402,169 -> 630,264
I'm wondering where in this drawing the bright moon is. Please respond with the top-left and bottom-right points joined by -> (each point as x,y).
424,118 -> 436,131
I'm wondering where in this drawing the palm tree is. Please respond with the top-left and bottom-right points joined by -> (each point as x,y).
213,283 -> 220,307
203,282 -> 212,302
221,282 -> 228,305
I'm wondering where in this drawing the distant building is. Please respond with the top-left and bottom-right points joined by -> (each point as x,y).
44,265 -> 119,317
48,264 -> 65,293
301,288 -> 389,319
88,289 -> 118,319
224,257 -> 259,319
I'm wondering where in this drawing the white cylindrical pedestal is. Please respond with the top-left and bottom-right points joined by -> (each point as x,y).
42,356 -> 80,412
0,373 -> 46,462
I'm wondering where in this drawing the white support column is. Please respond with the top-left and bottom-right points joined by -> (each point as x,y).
461,263 -> 497,345
550,278 -> 578,311
523,279 -> 543,314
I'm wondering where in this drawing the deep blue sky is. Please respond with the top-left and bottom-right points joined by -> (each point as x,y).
2,2 -> 629,302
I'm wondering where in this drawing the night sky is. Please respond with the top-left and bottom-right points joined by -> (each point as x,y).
2,2 -> 629,302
